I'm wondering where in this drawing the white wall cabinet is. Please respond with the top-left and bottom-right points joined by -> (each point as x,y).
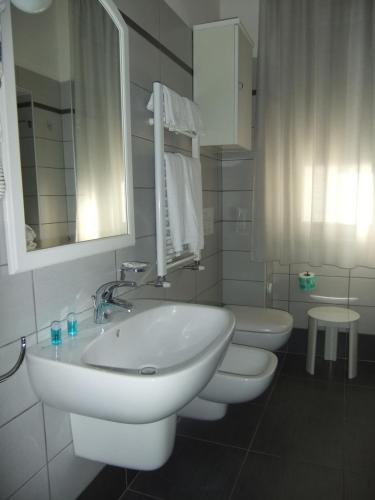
193,18 -> 254,151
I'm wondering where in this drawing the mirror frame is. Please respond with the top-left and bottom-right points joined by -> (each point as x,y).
0,0 -> 135,274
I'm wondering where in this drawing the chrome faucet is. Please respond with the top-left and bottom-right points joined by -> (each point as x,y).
92,261 -> 148,324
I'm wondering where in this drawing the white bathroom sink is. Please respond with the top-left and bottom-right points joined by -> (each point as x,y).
26,300 -> 235,424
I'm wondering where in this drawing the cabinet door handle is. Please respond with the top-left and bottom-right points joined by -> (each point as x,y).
238,81 -> 244,90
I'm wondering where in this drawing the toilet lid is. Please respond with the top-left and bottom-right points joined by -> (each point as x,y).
225,306 -> 293,334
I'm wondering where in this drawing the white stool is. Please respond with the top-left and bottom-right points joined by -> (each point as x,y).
306,306 -> 360,379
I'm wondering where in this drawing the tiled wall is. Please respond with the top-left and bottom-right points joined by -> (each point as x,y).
0,2 -> 221,499
221,64 -> 267,309
272,262 -> 375,337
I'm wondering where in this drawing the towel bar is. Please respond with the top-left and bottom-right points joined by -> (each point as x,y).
0,337 -> 26,383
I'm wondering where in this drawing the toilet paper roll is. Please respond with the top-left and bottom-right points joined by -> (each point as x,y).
298,272 -> 316,291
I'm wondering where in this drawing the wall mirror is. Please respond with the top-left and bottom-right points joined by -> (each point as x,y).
0,0 -> 134,273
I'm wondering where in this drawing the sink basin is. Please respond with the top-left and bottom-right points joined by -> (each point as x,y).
26,300 -> 235,424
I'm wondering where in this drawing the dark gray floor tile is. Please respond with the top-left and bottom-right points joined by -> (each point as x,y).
231,453 -> 343,500
120,491 -> 164,500
344,420 -> 375,473
131,436 -> 245,500
177,402 -> 263,449
347,361 -> 375,387
270,375 -> 345,419
344,470 -> 375,500
281,353 -> 347,382
126,468 -> 139,488
252,408 -> 345,469
345,385 -> 375,423
358,335 -> 375,362
78,465 -> 126,500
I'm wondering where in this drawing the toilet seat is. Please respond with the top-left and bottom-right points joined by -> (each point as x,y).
225,306 -> 293,351
200,344 -> 278,404
178,344 -> 278,420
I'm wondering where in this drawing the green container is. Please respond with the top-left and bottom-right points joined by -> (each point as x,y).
298,272 -> 316,291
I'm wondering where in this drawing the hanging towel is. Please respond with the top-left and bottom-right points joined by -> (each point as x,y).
147,85 -> 203,135
164,153 -> 186,254
176,153 -> 204,255
182,97 -> 204,136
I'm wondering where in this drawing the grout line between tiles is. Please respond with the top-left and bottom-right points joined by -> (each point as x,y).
228,355 -> 286,500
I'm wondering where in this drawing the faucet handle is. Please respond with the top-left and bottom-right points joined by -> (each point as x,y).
120,261 -> 148,280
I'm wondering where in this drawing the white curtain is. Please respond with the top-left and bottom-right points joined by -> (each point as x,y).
72,0 -> 126,242
254,0 -> 375,268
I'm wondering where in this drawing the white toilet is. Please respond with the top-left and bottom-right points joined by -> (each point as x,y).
225,305 -> 293,351
178,306 -> 293,421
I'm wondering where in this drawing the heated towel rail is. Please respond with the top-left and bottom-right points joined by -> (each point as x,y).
150,82 -> 204,286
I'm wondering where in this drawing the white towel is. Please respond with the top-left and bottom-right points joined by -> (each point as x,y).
182,97 -> 204,136
147,85 -> 203,136
164,153 -> 186,254
176,153 -> 204,255
25,225 -> 37,251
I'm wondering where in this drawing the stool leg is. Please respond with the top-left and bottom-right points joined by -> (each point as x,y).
348,321 -> 358,379
306,317 -> 318,375
324,326 -> 338,361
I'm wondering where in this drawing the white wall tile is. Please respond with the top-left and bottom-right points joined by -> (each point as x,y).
132,137 -> 155,188
64,169 -> 76,196
35,139 -> 64,169
222,280 -> 265,307
33,252 -> 115,330
160,54 -> 192,99
222,191 -> 252,221
39,223 -> 70,248
351,266 -> 375,278
289,275 -> 349,305
37,168 -> 67,196
38,196 -> 68,224
159,1 -> 192,66
9,467 -> 49,500
62,114 -> 73,142
48,444 -> 103,500
222,222 -> 252,251
115,0 -> 159,40
44,405 -> 72,461
134,188 -> 156,238
272,300 -> 289,312
129,28 -> 160,91
197,253 -> 219,295
0,404 -> 46,499
349,306 -> 375,335
21,168 -> 37,196
349,278 -> 375,306
165,268 -> 196,302
222,159 -> 254,191
272,274 -> 289,301
33,108 -> 62,142
290,263 -> 349,278
201,156 -> 219,191
20,138 -> 36,167
223,252 -> 264,281
63,142 -> 74,169
0,335 -> 38,427
131,84 -> 154,141
0,267 -> 36,347
196,283 -> 221,306
272,261 -> 290,274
